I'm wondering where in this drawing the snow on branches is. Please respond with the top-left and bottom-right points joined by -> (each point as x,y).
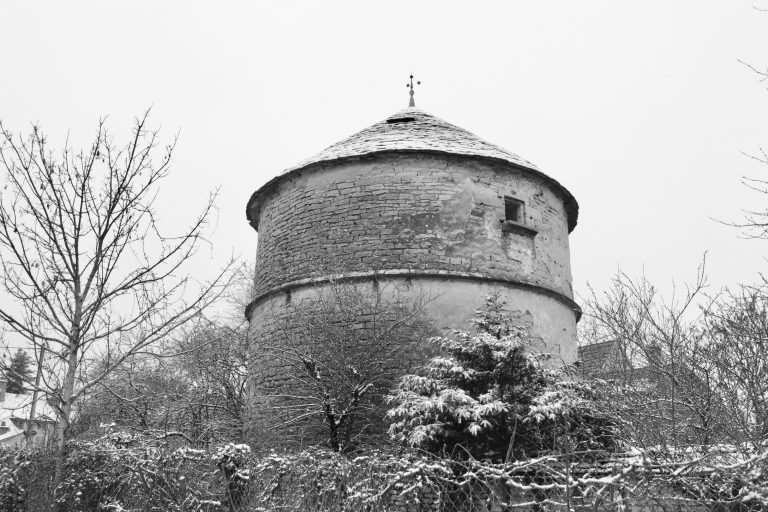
386,293 -> 623,461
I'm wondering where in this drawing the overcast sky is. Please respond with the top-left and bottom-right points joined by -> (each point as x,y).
1,1 -> 767,311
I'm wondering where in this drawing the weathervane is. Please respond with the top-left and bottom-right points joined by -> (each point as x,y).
407,74 -> 421,107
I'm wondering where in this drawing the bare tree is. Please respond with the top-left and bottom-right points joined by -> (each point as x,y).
731,58 -> 768,237
732,145 -> 768,239
72,351 -> 187,439
254,277 -> 434,452
73,319 -> 248,447
704,285 -> 768,448
0,113 -> 233,482
175,322 -> 249,443
581,261 -> 728,452
74,266 -> 253,446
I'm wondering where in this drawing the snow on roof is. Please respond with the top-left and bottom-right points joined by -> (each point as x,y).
0,391 -> 57,424
0,391 -> 57,444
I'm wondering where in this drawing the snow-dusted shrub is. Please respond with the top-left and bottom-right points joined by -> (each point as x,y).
0,438 -> 765,510
242,447 -> 454,511
387,293 -> 623,462
215,443 -> 252,510
0,447 -> 29,512
0,440 -> 134,512
245,448 -> 356,510
54,440 -> 137,511
0,435 -> 224,511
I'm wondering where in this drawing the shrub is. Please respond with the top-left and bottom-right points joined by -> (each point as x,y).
0,439 -> 764,510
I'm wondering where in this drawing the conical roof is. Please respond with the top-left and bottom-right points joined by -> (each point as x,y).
287,107 -> 539,173
247,107 -> 578,231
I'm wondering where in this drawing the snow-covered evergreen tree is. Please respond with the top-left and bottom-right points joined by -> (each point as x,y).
5,348 -> 31,394
386,294 -> 622,461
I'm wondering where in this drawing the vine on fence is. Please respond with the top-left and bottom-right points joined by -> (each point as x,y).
0,438 -> 765,511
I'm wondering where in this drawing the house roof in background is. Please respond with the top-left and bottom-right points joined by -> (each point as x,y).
0,391 -> 57,443
578,340 -> 619,377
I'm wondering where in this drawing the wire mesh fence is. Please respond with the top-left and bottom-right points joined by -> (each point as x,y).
224,447 -> 767,512
1,441 -> 765,510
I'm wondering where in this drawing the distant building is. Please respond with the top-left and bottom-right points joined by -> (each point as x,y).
0,380 -> 57,449
578,340 -> 725,446
577,339 -> 628,378
578,339 -> 679,383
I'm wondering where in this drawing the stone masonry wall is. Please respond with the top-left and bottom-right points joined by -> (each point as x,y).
251,152 -> 574,302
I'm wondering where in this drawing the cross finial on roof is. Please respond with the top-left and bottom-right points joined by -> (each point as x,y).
406,74 -> 421,107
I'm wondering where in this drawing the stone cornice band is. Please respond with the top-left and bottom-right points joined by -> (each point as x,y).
245,269 -> 582,322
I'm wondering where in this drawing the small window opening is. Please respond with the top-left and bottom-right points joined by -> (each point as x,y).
504,197 -> 524,223
386,117 -> 416,124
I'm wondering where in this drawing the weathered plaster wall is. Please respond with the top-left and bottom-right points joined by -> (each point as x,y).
417,278 -> 578,361
245,277 -> 578,450
245,280 -> 439,451
251,152 -> 574,302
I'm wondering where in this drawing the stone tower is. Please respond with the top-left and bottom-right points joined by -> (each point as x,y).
245,103 -> 580,448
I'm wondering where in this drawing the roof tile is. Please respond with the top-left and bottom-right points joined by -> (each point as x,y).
287,107 -> 538,173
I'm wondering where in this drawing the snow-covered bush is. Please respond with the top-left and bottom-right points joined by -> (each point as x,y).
215,443 -> 252,509
241,447 -> 455,511
0,447 -> 29,512
0,436 -> 223,511
0,438 -> 765,510
387,294 -> 623,461
54,440 -> 137,511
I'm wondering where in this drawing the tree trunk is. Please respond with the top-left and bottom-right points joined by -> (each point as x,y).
54,343 -> 79,507
26,343 -> 45,448
323,393 -> 340,451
